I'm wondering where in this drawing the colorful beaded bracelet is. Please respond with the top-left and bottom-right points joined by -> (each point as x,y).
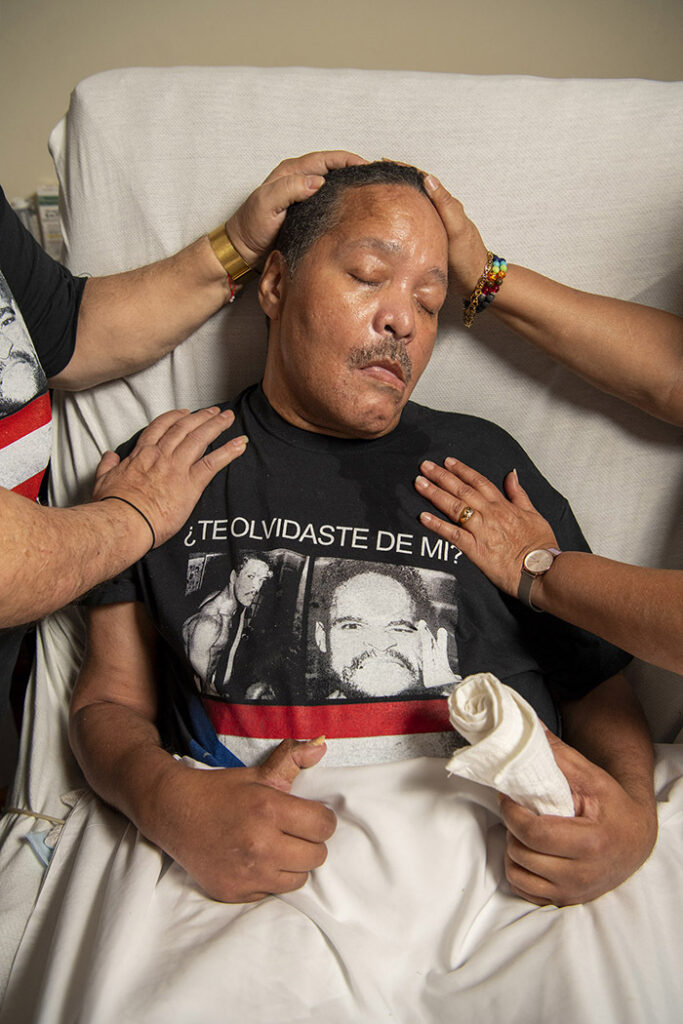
463,253 -> 507,327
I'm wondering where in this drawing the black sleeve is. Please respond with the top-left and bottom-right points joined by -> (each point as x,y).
0,186 -> 87,378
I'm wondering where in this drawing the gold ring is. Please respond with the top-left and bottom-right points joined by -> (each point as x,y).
457,505 -> 475,526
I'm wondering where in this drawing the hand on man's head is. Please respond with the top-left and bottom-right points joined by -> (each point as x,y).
422,174 -> 489,295
225,150 -> 366,270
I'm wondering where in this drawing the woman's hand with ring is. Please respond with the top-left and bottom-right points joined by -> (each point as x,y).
414,458 -> 558,595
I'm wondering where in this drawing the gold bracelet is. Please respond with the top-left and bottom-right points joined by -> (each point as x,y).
208,224 -> 254,280
463,251 -> 494,328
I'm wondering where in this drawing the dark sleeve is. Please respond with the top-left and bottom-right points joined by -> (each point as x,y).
0,186 -> 87,378
83,565 -> 142,607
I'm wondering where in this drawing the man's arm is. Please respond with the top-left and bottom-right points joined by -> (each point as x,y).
500,673 -> 657,906
415,457 -> 683,673
532,554 -> 683,675
423,175 -> 683,426
49,151 -> 365,390
0,407 -> 245,627
69,602 -> 337,903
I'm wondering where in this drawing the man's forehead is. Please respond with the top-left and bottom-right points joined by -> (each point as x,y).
239,558 -> 269,575
320,185 -> 447,271
332,572 -> 414,608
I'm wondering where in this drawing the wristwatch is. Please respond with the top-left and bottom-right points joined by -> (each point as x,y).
517,547 -> 562,611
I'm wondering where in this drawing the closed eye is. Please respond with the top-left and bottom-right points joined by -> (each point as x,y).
348,273 -> 381,286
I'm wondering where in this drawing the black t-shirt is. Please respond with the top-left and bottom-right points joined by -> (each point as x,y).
90,385 -> 631,768
0,186 -> 86,714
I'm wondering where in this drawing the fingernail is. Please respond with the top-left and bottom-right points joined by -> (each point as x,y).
305,175 -> 325,189
420,511 -> 433,524
424,174 -> 440,191
310,735 -> 326,746
421,460 -> 436,471
234,434 -> 249,445
444,457 -> 457,468
512,468 -> 518,481
415,475 -> 428,489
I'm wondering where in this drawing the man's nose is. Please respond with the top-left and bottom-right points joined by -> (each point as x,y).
365,629 -> 398,652
374,287 -> 415,341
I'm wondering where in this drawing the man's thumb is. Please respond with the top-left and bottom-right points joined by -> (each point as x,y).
94,449 -> 121,482
504,469 -> 536,511
543,727 -> 590,816
258,736 -> 327,793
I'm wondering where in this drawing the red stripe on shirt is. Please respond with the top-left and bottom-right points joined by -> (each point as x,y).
12,469 -> 45,500
0,392 -> 51,449
204,697 -> 451,740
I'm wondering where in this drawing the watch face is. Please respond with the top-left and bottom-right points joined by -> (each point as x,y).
524,548 -> 555,573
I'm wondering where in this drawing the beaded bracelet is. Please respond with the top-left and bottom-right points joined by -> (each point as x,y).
463,252 -> 507,327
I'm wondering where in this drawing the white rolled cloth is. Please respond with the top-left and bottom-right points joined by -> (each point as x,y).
445,673 -> 575,817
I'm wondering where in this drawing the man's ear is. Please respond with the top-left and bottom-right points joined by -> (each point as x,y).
258,251 -> 289,320
315,621 -> 327,653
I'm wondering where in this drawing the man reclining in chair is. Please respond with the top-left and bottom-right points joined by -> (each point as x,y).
70,161 -> 657,909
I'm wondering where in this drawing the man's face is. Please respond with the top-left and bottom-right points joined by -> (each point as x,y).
0,300 -> 20,363
233,559 -> 271,608
0,296 -> 43,409
316,571 -> 423,697
260,184 -> 449,439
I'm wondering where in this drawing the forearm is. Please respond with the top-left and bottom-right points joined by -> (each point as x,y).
70,691 -> 337,904
51,235 -> 231,390
0,488 -> 150,626
423,177 -> 683,425
69,698 -> 185,846
559,674 -> 655,810
534,553 -> 683,674
69,601 -> 187,847
491,265 -> 683,425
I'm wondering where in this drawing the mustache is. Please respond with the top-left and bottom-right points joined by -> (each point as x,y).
341,647 -> 417,680
347,339 -> 413,384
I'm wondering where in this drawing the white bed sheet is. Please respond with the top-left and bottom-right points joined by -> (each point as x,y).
3,749 -> 683,1024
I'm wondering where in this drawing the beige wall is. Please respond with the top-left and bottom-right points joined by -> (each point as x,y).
2,0 -> 682,198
